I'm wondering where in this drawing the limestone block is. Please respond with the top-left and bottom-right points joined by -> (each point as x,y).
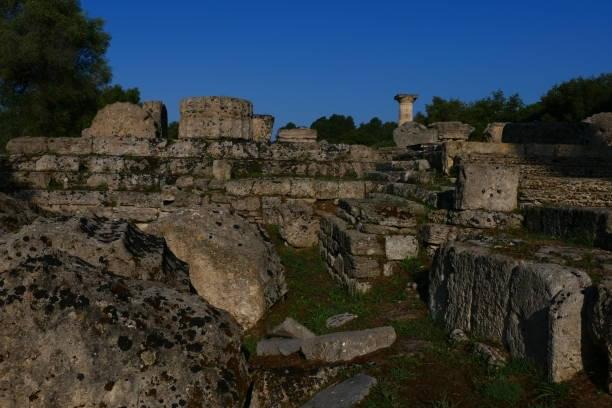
302,374 -> 377,408
483,122 -> 507,143
225,179 -> 255,196
314,180 -> 339,199
300,327 -> 396,363
252,114 -> 275,142
584,112 -> 612,146
279,200 -> 320,248
92,136 -> 160,156
385,235 -> 419,260
231,196 -> 261,212
589,277 -> 612,393
256,338 -> 302,356
338,181 -> 365,199
346,255 -> 380,278
277,128 -> 318,143
47,137 -> 93,155
418,223 -> 460,246
429,121 -> 474,141
212,159 -> 232,181
268,317 -> 315,339
161,139 -> 208,158
145,207 -> 287,330
34,155 -> 79,172
343,230 -> 385,256
142,100 -> 168,138
447,209 -> 523,229
289,179 -> 317,198
455,164 -> 519,212
179,96 -> 253,140
393,122 -> 437,147
82,102 -> 158,138
429,242 -> 592,382
86,156 -> 125,173
252,179 -> 291,196
6,137 -> 48,155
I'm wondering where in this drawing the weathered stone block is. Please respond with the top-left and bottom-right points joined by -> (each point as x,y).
252,114 -> 275,142
455,164 -> 519,212
6,137 -> 48,155
385,235 -> 419,260
277,128 -> 318,143
315,180 -> 339,199
393,122 -> 437,147
83,102 -> 158,138
429,121 -> 474,140
179,96 -> 253,140
47,137 -> 93,155
429,242 -> 592,382
212,159 -> 232,181
142,100 -> 168,138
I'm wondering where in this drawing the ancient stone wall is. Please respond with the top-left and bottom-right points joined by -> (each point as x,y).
442,141 -> 612,208
2,136 -> 386,227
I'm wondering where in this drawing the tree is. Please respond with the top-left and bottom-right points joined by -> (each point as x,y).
0,0 -> 138,146
309,115 -> 395,146
279,122 -> 298,130
421,90 -> 527,137
534,73 -> 612,122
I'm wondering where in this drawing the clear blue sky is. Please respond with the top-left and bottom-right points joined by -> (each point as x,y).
82,0 -> 612,128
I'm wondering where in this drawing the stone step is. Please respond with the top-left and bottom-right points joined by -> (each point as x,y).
375,159 -> 431,172
384,183 -> 455,209
338,195 -> 427,229
519,176 -> 612,208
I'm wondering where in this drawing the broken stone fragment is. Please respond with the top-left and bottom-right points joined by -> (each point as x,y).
257,338 -> 303,357
269,317 -> 315,339
326,313 -> 358,329
301,373 -> 377,408
301,327 -> 397,363
473,343 -> 507,369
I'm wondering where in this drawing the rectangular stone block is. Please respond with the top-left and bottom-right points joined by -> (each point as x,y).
344,230 -> 385,256
346,255 -> 380,278
385,235 -> 419,260
47,137 -> 93,155
6,137 -> 48,155
455,164 -> 519,212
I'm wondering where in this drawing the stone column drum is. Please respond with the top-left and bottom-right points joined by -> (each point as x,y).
252,114 -> 275,142
179,96 -> 253,139
394,94 -> 418,125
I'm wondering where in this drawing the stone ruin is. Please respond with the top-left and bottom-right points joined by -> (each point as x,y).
1,93 -> 612,405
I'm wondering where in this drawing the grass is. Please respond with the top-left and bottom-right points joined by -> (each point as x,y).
249,226 -> 611,408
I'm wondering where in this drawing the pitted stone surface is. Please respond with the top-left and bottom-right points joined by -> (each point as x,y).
179,96 -> 253,140
144,206 -> 287,329
252,114 -> 275,142
82,102 -> 158,138
429,241 -> 592,382
0,216 -> 191,291
0,251 -> 249,407
455,164 -> 519,212
301,373 -> 377,408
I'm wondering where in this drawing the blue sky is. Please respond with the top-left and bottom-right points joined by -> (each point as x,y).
82,0 -> 612,128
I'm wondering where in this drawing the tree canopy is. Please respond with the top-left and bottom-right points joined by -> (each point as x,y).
310,114 -> 396,146
0,0 -> 138,147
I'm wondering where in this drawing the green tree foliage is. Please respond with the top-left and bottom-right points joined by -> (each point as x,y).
310,114 -> 396,146
533,73 -> 612,122
167,121 -> 179,141
0,0 -> 139,147
279,122 -> 298,130
419,91 -> 526,137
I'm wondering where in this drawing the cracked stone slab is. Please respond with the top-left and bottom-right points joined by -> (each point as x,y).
301,373 -> 377,408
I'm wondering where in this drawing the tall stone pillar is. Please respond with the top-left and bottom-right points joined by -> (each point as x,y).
394,94 -> 418,125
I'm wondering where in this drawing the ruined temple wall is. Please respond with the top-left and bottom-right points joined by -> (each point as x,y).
442,141 -> 612,208
2,136 -> 386,223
